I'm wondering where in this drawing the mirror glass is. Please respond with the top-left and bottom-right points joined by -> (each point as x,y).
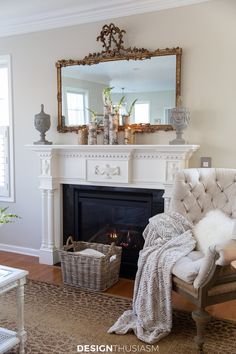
61,55 -> 176,127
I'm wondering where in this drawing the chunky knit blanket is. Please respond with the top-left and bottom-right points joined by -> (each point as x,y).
108,212 -> 196,344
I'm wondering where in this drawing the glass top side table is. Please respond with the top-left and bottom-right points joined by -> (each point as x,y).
0,265 -> 28,354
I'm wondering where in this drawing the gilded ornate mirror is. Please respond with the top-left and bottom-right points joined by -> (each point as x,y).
56,23 -> 182,133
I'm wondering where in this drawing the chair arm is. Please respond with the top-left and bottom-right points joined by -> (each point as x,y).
193,239 -> 236,289
211,239 -> 236,266
193,249 -> 218,289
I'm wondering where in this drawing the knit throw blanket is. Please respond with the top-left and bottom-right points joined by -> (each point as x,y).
108,212 -> 196,344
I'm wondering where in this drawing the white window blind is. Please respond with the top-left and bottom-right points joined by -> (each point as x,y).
0,126 -> 9,196
66,92 -> 85,125
0,55 -> 14,201
63,87 -> 89,126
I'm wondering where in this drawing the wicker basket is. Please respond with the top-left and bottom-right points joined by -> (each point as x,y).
59,236 -> 122,291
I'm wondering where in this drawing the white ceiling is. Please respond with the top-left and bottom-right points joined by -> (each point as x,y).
0,0 -> 211,38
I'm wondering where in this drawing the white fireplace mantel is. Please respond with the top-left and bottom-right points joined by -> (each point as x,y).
28,144 -> 199,264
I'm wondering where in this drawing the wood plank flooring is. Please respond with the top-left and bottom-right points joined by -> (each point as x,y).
0,251 -> 236,321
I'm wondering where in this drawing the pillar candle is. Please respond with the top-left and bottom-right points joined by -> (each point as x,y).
77,128 -> 88,145
124,126 -> 135,144
124,127 -> 131,144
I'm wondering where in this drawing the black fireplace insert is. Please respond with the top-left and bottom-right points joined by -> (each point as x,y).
63,184 -> 164,278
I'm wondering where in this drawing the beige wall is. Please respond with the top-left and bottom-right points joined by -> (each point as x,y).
0,0 -> 235,250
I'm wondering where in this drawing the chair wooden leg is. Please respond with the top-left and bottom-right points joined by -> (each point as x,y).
192,308 -> 211,353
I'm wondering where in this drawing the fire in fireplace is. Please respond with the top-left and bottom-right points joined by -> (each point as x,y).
90,224 -> 144,250
63,185 -> 164,278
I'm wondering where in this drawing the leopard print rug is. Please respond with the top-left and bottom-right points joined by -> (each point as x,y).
0,280 -> 235,354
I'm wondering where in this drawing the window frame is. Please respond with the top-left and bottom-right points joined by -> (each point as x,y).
134,101 -> 150,124
0,54 -> 15,202
63,86 -> 89,126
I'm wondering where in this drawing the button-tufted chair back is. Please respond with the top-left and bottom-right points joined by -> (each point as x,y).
169,168 -> 236,225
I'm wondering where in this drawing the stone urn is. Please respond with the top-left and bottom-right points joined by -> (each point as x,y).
34,104 -> 52,145
169,107 -> 190,145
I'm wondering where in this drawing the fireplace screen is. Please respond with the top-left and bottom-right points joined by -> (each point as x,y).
63,185 -> 164,278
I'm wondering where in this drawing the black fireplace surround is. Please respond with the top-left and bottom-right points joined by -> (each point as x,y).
63,184 -> 164,278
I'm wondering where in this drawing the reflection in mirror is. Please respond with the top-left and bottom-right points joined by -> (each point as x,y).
56,23 -> 182,133
61,55 -> 176,127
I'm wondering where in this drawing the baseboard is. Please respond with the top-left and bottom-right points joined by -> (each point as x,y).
0,243 -> 40,257
39,247 -> 59,265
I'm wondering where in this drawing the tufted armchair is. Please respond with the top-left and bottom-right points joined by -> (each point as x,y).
169,168 -> 236,353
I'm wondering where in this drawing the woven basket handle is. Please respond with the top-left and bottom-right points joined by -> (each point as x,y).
66,236 -> 74,246
107,242 -> 116,257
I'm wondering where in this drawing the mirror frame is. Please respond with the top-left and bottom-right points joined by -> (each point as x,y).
56,23 -> 182,133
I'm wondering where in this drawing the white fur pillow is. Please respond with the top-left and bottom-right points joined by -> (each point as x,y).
193,210 -> 235,254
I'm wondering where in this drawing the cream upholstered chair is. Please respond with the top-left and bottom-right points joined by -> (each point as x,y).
169,168 -> 236,353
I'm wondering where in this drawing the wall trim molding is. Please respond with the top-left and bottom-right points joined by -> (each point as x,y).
0,0 -> 210,38
0,243 -> 39,258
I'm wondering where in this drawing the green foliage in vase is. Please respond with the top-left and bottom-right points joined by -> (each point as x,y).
127,99 -> 138,116
113,96 -> 125,114
0,207 -> 20,224
86,108 -> 97,123
102,87 -> 114,107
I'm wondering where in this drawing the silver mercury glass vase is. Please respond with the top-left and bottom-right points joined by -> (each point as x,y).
169,107 -> 190,145
34,104 -> 52,145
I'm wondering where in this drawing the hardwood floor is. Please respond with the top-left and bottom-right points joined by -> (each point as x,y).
1,251 -> 236,321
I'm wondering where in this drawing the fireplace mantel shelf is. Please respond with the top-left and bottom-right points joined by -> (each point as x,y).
27,144 -> 198,152
27,143 -> 199,265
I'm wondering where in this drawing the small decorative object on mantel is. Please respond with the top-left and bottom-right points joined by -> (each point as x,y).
103,104 -> 112,145
109,114 -> 119,145
124,126 -> 135,145
122,115 -> 130,126
77,127 -> 88,145
122,98 -> 138,126
34,104 -> 52,145
87,108 -> 97,145
88,122 -> 97,145
130,127 -> 136,144
103,87 -> 114,145
169,99 -> 190,145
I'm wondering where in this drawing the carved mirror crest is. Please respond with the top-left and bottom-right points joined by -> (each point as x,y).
56,23 -> 182,133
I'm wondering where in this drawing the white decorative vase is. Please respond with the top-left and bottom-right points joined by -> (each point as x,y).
109,114 -> 119,145
88,122 -> 97,145
103,105 -> 111,145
